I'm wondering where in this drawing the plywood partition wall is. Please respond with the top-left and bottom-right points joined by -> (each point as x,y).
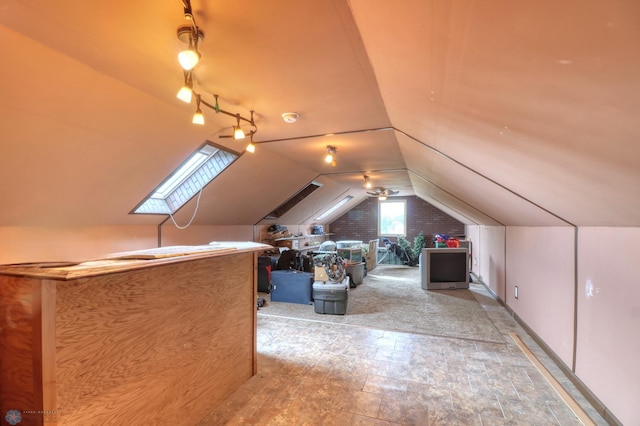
0,244 -> 265,425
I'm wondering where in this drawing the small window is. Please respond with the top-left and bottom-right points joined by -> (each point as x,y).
315,196 -> 353,221
132,142 -> 238,215
379,199 -> 406,236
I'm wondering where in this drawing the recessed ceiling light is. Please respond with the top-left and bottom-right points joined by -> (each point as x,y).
282,112 -> 299,123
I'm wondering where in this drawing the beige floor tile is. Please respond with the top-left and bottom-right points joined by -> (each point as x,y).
427,407 -> 482,425
197,268 -> 607,426
351,391 -> 383,418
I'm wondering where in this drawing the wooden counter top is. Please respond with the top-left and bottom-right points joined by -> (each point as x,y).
0,242 -> 271,280
0,242 -> 268,425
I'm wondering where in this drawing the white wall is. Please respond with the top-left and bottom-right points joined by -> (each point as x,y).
575,227 -> 640,426
477,225 -> 506,300
466,225 -> 480,276
505,226 -> 575,367
0,226 -> 158,264
470,224 -> 639,424
159,224 -> 255,247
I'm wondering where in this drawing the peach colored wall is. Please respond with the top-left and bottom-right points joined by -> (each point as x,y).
0,224 -> 259,265
477,225 -> 506,300
0,226 -> 158,264
466,225 -> 480,277
159,224 -> 255,247
505,226 -> 575,367
575,227 -> 640,426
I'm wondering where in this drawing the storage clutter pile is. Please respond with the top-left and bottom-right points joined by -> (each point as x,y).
267,223 -> 290,239
433,234 -> 460,248
380,237 -> 414,265
312,251 -> 349,315
258,239 -> 367,315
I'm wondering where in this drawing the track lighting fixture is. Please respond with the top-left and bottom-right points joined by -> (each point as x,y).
192,95 -> 256,143
363,174 -> 372,189
178,45 -> 200,71
245,131 -> 256,153
325,145 -> 337,167
233,115 -> 246,140
175,1 -> 259,153
177,23 -> 204,71
192,95 -> 204,125
176,70 -> 194,103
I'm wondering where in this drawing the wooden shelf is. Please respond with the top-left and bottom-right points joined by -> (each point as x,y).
266,233 -> 333,242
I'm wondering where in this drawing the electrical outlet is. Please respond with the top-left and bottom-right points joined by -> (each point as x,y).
514,285 -> 519,299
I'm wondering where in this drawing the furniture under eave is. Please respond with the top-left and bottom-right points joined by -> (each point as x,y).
0,242 -> 270,425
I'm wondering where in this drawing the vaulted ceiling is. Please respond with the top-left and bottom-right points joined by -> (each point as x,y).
1,0 -> 638,228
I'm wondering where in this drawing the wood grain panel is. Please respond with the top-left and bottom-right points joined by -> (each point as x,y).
53,253 -> 255,425
39,280 -> 58,425
1,246 -> 261,426
1,277 -> 37,424
0,242 -> 270,280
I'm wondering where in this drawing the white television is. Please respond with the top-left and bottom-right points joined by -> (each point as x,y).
420,248 -> 469,290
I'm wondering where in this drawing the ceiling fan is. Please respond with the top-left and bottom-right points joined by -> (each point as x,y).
367,187 -> 399,198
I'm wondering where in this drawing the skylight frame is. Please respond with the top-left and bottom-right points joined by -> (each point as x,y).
152,152 -> 210,198
263,181 -> 323,220
132,142 -> 239,215
314,195 -> 354,221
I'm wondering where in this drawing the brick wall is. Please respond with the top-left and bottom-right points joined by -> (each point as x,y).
328,196 -> 465,246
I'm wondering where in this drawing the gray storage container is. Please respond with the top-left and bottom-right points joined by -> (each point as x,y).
313,278 -> 349,315
346,262 -> 365,286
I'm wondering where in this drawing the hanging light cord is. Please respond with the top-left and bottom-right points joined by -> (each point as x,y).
168,187 -> 204,229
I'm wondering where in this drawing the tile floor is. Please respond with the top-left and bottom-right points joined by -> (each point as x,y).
198,279 -> 607,425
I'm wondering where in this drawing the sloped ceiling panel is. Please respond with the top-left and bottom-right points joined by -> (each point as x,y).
409,172 -> 502,226
398,133 -> 570,226
169,145 -> 321,226
271,176 -> 359,226
257,128 -> 405,179
0,26 -> 213,227
350,0 -> 640,226
2,0 -> 639,228
0,0 -> 398,227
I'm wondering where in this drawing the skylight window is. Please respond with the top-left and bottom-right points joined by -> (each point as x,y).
314,195 -> 353,221
133,143 -> 238,215
264,181 -> 322,220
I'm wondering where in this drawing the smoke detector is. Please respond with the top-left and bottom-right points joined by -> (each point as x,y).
281,112 -> 299,123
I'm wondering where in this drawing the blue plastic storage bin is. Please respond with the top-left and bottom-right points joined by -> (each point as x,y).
270,270 -> 314,305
